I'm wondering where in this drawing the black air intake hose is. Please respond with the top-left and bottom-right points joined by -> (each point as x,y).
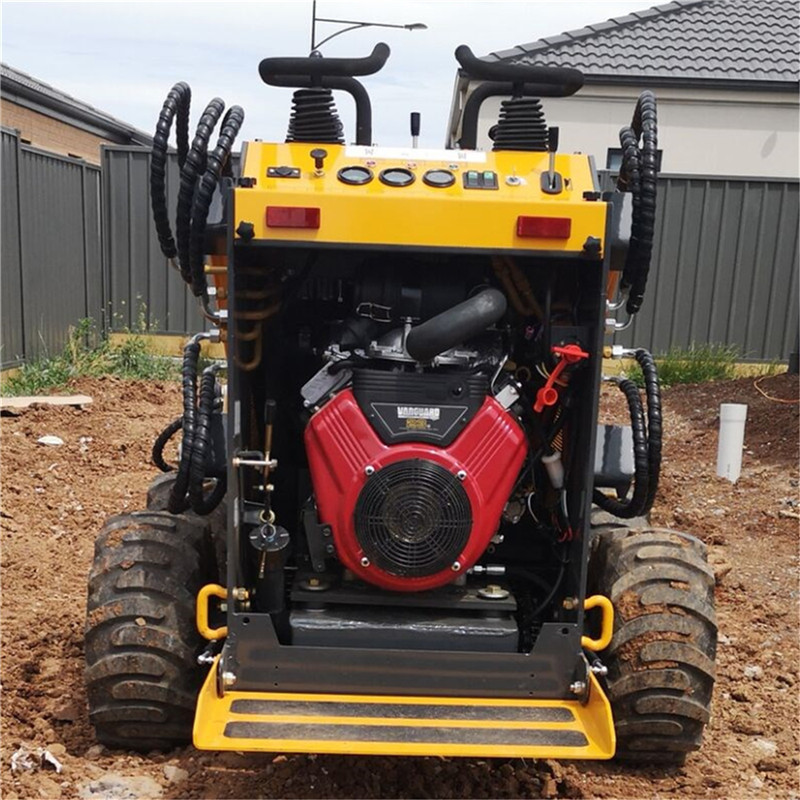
151,82 -> 191,260
593,349 -> 662,518
405,289 -> 507,362
189,105 -> 245,298
618,91 -> 658,315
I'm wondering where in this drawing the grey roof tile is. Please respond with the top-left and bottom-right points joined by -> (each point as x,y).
485,0 -> 800,85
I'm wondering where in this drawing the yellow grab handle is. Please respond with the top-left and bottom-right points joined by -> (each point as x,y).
581,594 -> 614,651
196,584 -> 228,640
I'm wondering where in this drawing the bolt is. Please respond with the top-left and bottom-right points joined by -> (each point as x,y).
569,681 -> 587,695
590,663 -> 608,677
360,556 -> 370,567
308,578 -> 320,587
562,596 -> 578,610
451,561 -> 462,572
222,671 -> 237,688
365,465 -> 375,476
232,587 -> 249,601
456,470 -> 467,481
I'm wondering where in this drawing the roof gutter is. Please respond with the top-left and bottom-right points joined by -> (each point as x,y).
2,77 -> 152,146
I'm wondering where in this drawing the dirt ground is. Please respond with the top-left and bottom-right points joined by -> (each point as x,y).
1,373 -> 798,800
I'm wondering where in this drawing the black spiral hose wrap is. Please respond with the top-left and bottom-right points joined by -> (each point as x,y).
150,82 -> 191,259
636,348 -> 662,513
188,365 -> 226,514
152,417 -> 182,472
167,339 -> 201,513
593,348 -> 662,518
176,98 -> 225,286
618,91 -> 658,316
189,105 -> 245,297
592,379 -> 649,518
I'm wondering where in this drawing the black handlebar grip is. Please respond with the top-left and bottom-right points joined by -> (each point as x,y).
259,42 -> 390,82
410,112 -> 421,137
455,44 -> 583,96
548,126 -> 559,152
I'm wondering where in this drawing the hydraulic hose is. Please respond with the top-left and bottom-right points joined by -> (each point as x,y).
167,336 -> 203,513
635,348 -> 662,513
176,98 -> 226,287
592,378 -> 649,518
618,91 -> 658,315
593,349 -> 662,518
152,416 -> 182,472
188,364 -> 226,515
150,82 -> 191,260
189,105 -> 245,298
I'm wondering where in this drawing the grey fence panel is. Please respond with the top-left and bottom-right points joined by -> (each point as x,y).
1,129 -> 24,367
1,128 -> 103,368
102,145 -> 221,336
614,176 -> 799,361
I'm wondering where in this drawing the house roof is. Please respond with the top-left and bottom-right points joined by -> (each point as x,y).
1,62 -> 152,144
485,0 -> 800,89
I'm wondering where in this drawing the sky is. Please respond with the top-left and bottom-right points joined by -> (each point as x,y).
3,1 -> 649,148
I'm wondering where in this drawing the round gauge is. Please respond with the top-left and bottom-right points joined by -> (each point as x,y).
338,165 -> 373,186
379,167 -> 415,187
423,169 -> 455,188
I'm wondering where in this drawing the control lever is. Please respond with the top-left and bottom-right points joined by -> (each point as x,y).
310,148 -> 328,177
541,126 -> 563,195
410,112 -> 420,148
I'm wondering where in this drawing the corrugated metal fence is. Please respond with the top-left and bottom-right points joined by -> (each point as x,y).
1,136 -> 798,368
1,127 -> 103,368
613,175 -> 799,360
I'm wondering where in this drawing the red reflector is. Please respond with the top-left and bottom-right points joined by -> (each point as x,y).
516,216 -> 572,238
266,206 -> 320,229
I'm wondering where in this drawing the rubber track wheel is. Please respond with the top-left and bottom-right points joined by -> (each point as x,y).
85,511 -> 213,751
590,527 -> 717,765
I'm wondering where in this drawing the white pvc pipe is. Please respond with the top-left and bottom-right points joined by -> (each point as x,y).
717,403 -> 748,483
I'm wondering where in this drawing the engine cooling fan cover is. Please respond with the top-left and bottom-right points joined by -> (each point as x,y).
354,459 -> 472,577
304,389 -> 528,592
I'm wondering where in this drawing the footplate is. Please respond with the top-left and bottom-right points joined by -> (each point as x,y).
194,661 -> 615,758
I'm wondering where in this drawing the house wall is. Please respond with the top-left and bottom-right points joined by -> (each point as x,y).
0,99 -> 110,164
464,85 -> 799,179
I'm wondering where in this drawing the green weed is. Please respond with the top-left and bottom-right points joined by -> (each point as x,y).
1,319 -> 178,396
625,343 -> 739,388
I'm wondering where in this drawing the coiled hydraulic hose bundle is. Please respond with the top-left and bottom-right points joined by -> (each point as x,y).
150,83 -> 244,301
593,349 -> 662,519
617,91 -> 658,316
151,335 -> 226,514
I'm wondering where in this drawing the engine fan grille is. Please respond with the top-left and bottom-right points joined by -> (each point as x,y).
354,459 -> 472,577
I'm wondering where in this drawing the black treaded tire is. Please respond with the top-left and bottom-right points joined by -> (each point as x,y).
590,527 -> 717,765
147,472 -> 227,580
85,511 -> 214,751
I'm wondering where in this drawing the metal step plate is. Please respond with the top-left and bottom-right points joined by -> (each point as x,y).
194,663 -> 615,758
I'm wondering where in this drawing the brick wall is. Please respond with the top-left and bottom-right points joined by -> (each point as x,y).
0,99 -> 110,164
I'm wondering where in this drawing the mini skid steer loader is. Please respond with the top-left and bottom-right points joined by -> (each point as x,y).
85,44 -> 717,763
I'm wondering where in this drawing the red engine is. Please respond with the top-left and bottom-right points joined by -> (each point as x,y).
305,388 -> 528,591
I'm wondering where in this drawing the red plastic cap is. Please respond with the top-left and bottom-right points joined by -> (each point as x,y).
516,216 -> 572,239
266,206 -> 321,229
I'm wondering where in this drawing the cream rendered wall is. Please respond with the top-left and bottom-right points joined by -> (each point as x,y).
466,85 -> 799,178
